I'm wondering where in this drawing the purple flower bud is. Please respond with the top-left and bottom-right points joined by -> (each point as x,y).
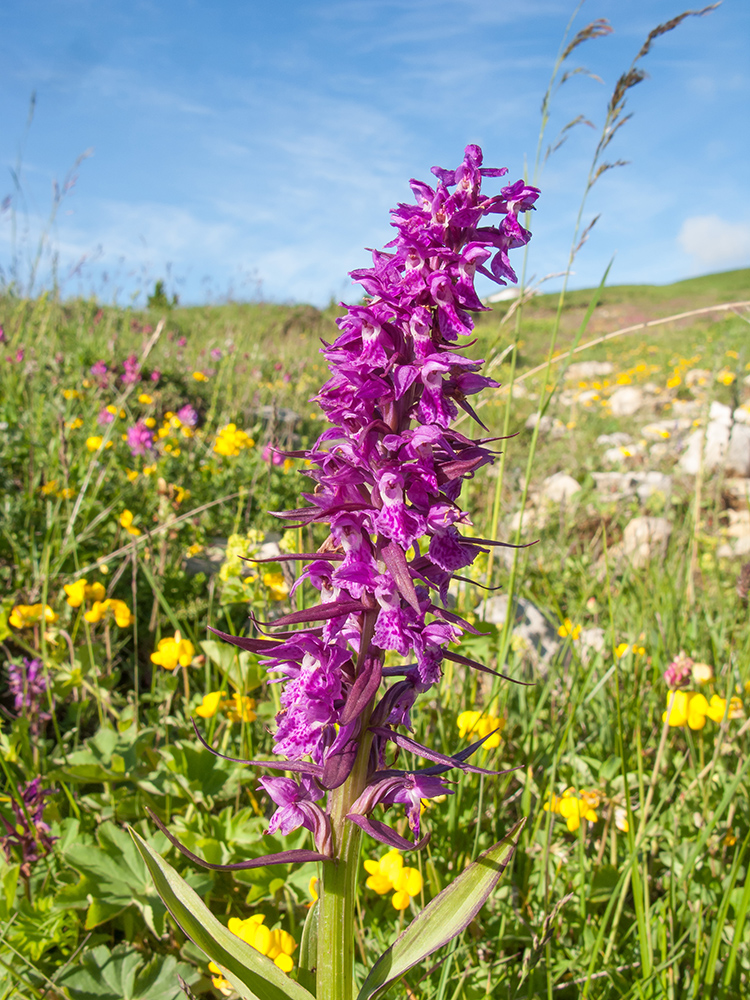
0,777 -> 56,877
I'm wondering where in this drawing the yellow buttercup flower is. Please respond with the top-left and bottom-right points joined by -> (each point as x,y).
119,509 -> 142,536
192,371 -> 209,382
195,691 -> 225,718
364,850 -> 423,910
84,599 -> 134,628
263,571 -> 289,602
558,618 -> 581,640
544,787 -> 600,832
456,710 -> 504,749
138,393 -> 153,404
150,632 -> 195,670
208,914 -> 296,983
9,604 -> 58,629
63,578 -> 107,608
222,692 -> 257,723
213,423 -> 255,457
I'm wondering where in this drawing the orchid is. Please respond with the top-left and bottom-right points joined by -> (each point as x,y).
134,144 -> 538,1000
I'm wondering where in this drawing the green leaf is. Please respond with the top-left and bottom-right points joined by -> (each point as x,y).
59,944 -> 201,1000
357,818 -> 525,1000
130,828 -> 315,1000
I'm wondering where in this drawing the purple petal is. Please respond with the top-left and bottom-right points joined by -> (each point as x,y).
345,814 -> 430,851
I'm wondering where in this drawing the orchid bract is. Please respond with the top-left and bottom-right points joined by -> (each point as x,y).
133,144 -> 539,1000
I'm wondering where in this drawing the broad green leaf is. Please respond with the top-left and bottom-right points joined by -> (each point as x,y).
357,818 -> 525,1000
297,899 -> 318,996
131,829 -> 315,1000
59,944 -> 200,1000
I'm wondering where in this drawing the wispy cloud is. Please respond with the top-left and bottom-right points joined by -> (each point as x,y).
677,215 -> 750,267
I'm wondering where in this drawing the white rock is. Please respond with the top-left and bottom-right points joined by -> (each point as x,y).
525,413 -> 553,432
717,536 -> 750,559
727,424 -> 750,477
685,369 -> 712,387
734,405 -> 750,426
621,516 -> 672,568
602,442 -> 646,465
478,595 -> 560,669
725,478 -> 750,504
680,420 -> 732,476
597,432 -> 632,447
579,627 -> 606,664
542,472 -> 582,504
609,386 -> 645,417
565,361 -> 614,381
578,390 -> 602,406
640,418 -> 693,442
672,399 -> 700,418
593,471 -> 672,502
508,504 -> 548,534
709,401 -> 733,427
726,510 -> 750,538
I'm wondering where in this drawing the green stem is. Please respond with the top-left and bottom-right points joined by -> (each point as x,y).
317,721 -> 373,1000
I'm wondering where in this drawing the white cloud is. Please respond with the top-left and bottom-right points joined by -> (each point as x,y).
677,214 -> 750,266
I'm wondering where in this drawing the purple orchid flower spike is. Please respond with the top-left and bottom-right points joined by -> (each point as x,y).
134,144 -> 537,1000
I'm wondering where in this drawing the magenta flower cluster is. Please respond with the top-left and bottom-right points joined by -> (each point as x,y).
156,145 -> 539,870
0,777 -> 56,877
127,420 -> 154,456
7,658 -> 51,738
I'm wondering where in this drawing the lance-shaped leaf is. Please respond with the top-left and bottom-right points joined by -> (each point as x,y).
130,830 -> 315,1000
147,808 -> 329,870
356,818 -> 525,1000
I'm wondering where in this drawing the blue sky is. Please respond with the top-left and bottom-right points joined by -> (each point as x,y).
1,0 -> 749,306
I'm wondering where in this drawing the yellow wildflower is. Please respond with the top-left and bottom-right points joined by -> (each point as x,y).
143,463 -> 157,476
119,510 -> 142,536
364,850 -> 423,910
544,787 -> 600,832
558,618 -> 581,640
144,417 -> 156,428
86,435 -> 105,452
62,388 -> 81,400
667,374 -> 681,389
614,643 -> 630,659
263,571 -> 289,601
222,692 -> 257,724
208,915 -> 296,986
65,417 -> 83,430
308,876 -> 319,903
213,423 -> 254,457
192,371 -> 209,382
716,369 -> 735,386
138,393 -> 153,404
84,599 -> 134,628
63,578 -> 106,608
126,469 -> 139,482
663,690 -> 717,730
9,604 -> 58,629
726,349 -> 739,360
456,710 -> 504,749
40,480 -> 58,495
150,632 -> 195,670
195,691 -> 225,718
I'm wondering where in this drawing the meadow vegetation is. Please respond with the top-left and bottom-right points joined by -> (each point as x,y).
1,264 -> 750,999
